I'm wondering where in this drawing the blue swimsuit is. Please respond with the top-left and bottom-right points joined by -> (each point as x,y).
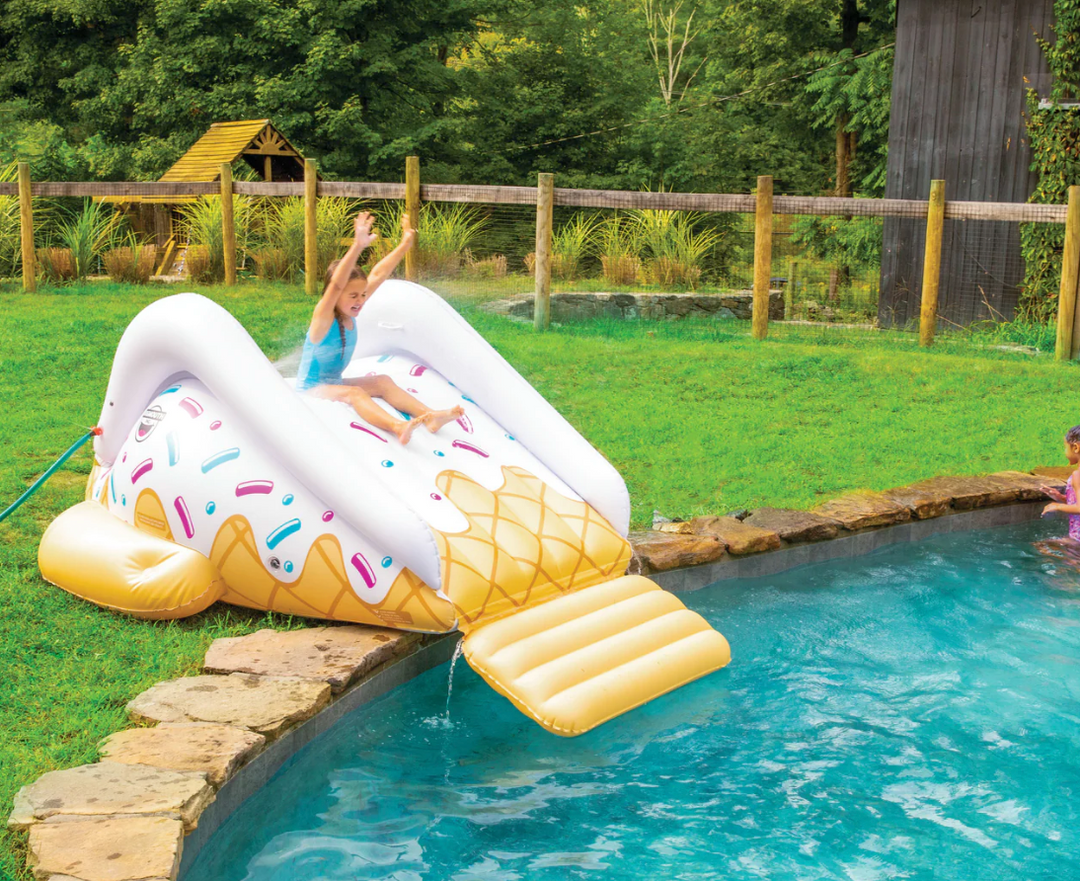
296,320 -> 357,391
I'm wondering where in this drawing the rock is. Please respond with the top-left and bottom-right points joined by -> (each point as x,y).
880,484 -> 953,520
27,814 -> 182,881
657,520 -> 694,535
628,531 -> 726,573
892,475 -> 1018,511
8,761 -> 213,833
1032,465 -> 1074,481
204,626 -> 417,694
989,470 -> 1065,500
126,674 -> 330,740
814,493 -> 911,530
684,516 -> 782,555
99,723 -> 265,788
742,508 -> 841,543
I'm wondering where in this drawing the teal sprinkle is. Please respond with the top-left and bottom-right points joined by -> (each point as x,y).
206,502 -> 216,515
381,459 -> 394,468
434,450 -> 445,457
283,494 -> 294,505
381,556 -> 392,567
284,561 -> 294,573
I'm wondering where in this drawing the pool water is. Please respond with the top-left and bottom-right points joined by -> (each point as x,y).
188,520 -> 1080,881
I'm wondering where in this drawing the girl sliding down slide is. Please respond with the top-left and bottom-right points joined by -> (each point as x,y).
296,211 -> 463,444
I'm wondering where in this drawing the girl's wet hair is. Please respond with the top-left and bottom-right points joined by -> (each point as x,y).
324,259 -> 367,287
1067,426 -> 1080,445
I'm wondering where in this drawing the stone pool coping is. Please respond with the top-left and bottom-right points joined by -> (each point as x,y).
7,466 -> 1070,881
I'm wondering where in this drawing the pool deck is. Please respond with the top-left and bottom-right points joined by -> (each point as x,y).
6,469 -> 1066,881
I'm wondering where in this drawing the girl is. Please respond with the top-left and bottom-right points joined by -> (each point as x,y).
1042,425 -> 1080,542
296,211 -> 463,445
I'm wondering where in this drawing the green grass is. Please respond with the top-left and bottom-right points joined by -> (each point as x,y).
1,278 -> 1078,879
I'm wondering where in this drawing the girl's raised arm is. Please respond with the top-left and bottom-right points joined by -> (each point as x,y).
309,212 -> 377,344
365,213 -> 417,296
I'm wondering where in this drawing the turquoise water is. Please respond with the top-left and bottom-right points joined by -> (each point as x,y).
188,520 -> 1080,881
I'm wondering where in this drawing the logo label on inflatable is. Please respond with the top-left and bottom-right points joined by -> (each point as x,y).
136,405 -> 166,442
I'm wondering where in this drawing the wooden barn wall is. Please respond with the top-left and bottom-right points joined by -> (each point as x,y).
879,0 -> 1054,328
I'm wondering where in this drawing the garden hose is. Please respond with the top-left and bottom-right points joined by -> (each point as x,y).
0,427 -> 101,524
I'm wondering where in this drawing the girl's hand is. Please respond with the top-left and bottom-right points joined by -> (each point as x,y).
1042,486 -> 1067,503
353,212 -> 378,249
1044,502 -> 1063,516
401,213 -> 417,243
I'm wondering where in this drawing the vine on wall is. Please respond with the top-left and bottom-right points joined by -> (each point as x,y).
1020,0 -> 1080,322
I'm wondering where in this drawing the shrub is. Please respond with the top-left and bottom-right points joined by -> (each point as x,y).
54,200 -> 122,280
376,201 -> 487,278
102,232 -> 156,284
36,247 -> 76,283
466,253 -> 507,279
258,196 -> 358,284
182,245 -> 213,283
252,247 -> 291,281
594,215 -> 642,286
632,209 -> 720,290
552,213 -> 601,280
0,163 -> 19,279
177,195 -> 256,282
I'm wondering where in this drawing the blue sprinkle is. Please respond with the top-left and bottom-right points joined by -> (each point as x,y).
266,518 -> 302,550
201,448 -> 240,473
160,384 -> 181,395
462,395 -> 476,404
206,501 -> 216,515
109,474 -> 116,504
434,450 -> 445,457
505,434 -> 516,441
381,459 -> 394,468
167,432 -> 179,466
377,354 -> 394,363
381,556 -> 393,568
398,411 -> 412,421
284,561 -> 294,573
121,494 -> 126,506
283,494 -> 294,506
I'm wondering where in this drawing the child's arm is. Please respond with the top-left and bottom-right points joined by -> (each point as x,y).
309,212 -> 377,344
364,213 -> 417,297
1044,502 -> 1080,515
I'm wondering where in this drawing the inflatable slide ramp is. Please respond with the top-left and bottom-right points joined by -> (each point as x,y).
39,286 -> 730,736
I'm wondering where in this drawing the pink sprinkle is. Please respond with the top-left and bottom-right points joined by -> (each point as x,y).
409,364 -> 427,377
173,496 -> 194,538
210,420 -> 222,430
236,480 -> 274,497
350,552 -> 376,588
456,414 -> 474,434
430,493 -> 442,501
130,459 -> 153,484
407,388 -> 418,394
366,371 -> 377,376
322,511 -> 334,522
452,439 -> 489,458
350,422 -> 388,443
179,398 -> 203,418
122,453 -> 127,463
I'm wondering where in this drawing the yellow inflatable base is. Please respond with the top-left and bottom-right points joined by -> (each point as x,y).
38,502 -> 226,619
463,575 -> 731,737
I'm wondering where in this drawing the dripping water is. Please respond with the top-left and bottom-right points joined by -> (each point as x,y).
444,638 -> 465,721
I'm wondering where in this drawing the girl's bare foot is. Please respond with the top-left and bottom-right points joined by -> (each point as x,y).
389,417 -> 422,445
424,406 -> 465,434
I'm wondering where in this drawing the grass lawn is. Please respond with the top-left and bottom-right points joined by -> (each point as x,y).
1,278 -> 1078,879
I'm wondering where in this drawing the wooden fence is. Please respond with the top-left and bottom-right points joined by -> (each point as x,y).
7,160 -> 1079,355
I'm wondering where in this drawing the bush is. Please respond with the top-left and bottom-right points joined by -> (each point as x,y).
375,201 -> 487,278
466,253 -> 507,279
0,163 -> 20,279
552,214 -> 601,280
182,245 -> 213,283
595,215 -> 642,286
252,247 -> 291,281
52,201 -> 122,280
177,195 -> 256,283
36,247 -> 76,283
632,209 -> 720,290
102,240 -> 156,284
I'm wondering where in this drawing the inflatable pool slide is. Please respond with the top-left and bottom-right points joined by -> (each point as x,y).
38,284 -> 730,736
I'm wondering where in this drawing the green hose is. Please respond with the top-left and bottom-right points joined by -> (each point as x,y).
0,430 -> 96,524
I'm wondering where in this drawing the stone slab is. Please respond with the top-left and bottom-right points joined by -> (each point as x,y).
741,508 -> 841,543
682,516 -> 782,554
896,475 -> 1018,511
203,626 -> 416,693
99,723 -> 265,788
989,470 -> 1065,500
27,814 -> 182,881
814,493 -> 911,531
1032,465 -> 1074,481
628,531 -> 725,574
126,674 -> 330,740
8,761 -> 212,833
880,484 -> 953,520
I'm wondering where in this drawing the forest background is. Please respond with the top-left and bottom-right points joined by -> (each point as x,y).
0,0 -> 895,199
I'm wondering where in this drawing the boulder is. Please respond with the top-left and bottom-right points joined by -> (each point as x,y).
880,484 -> 953,520
742,508 -> 841,543
989,470 -> 1065,500
99,723 -> 265,788
27,814 -> 182,881
9,761 -> 212,833
203,626 -> 417,693
628,531 -> 726,574
814,493 -> 911,530
1032,465 -> 1074,481
894,475 -> 1018,511
683,516 -> 782,555
126,674 -> 330,741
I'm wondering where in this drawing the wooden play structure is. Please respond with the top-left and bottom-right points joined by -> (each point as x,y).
109,120 -> 309,276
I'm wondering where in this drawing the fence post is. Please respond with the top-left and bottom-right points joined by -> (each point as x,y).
405,156 -> 420,282
1058,185 -> 1080,360
534,172 -> 555,331
752,175 -> 773,340
219,163 -> 237,286
919,179 -> 945,346
18,162 -> 35,293
304,159 -> 318,296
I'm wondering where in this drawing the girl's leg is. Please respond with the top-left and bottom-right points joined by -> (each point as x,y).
308,383 -> 420,444
348,375 -> 464,433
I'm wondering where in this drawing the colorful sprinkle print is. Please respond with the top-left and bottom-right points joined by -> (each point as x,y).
381,556 -> 392,568
407,388 -> 418,394
179,397 -> 203,418
166,432 -> 180,466
452,440 -> 489,458
350,552 -> 377,588
236,480 -> 274,497
457,414 -> 474,434
506,434 -> 516,441
109,474 -> 116,504
322,511 -> 334,522
173,496 -> 195,539
121,495 -> 126,506
350,423 -> 388,443
462,395 -> 476,404
434,450 -> 445,457
266,518 -> 302,550
201,448 -> 240,473
210,420 -> 222,430
377,354 -> 394,363
161,384 -> 181,394
206,502 -> 216,515
381,459 -> 394,468
430,492 -> 442,501
284,561 -> 294,573
409,364 -> 427,377
283,494 -> 294,505
131,459 -> 154,484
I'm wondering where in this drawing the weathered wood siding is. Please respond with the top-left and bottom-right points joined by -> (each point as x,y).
879,0 -> 1055,328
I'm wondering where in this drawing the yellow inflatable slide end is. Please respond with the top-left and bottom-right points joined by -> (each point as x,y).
463,575 -> 731,737
39,502 -> 226,620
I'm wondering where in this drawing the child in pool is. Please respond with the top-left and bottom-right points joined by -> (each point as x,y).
296,211 -> 463,444
1041,425 -> 1080,542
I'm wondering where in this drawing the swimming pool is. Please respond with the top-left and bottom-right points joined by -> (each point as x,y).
187,519 -> 1080,880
